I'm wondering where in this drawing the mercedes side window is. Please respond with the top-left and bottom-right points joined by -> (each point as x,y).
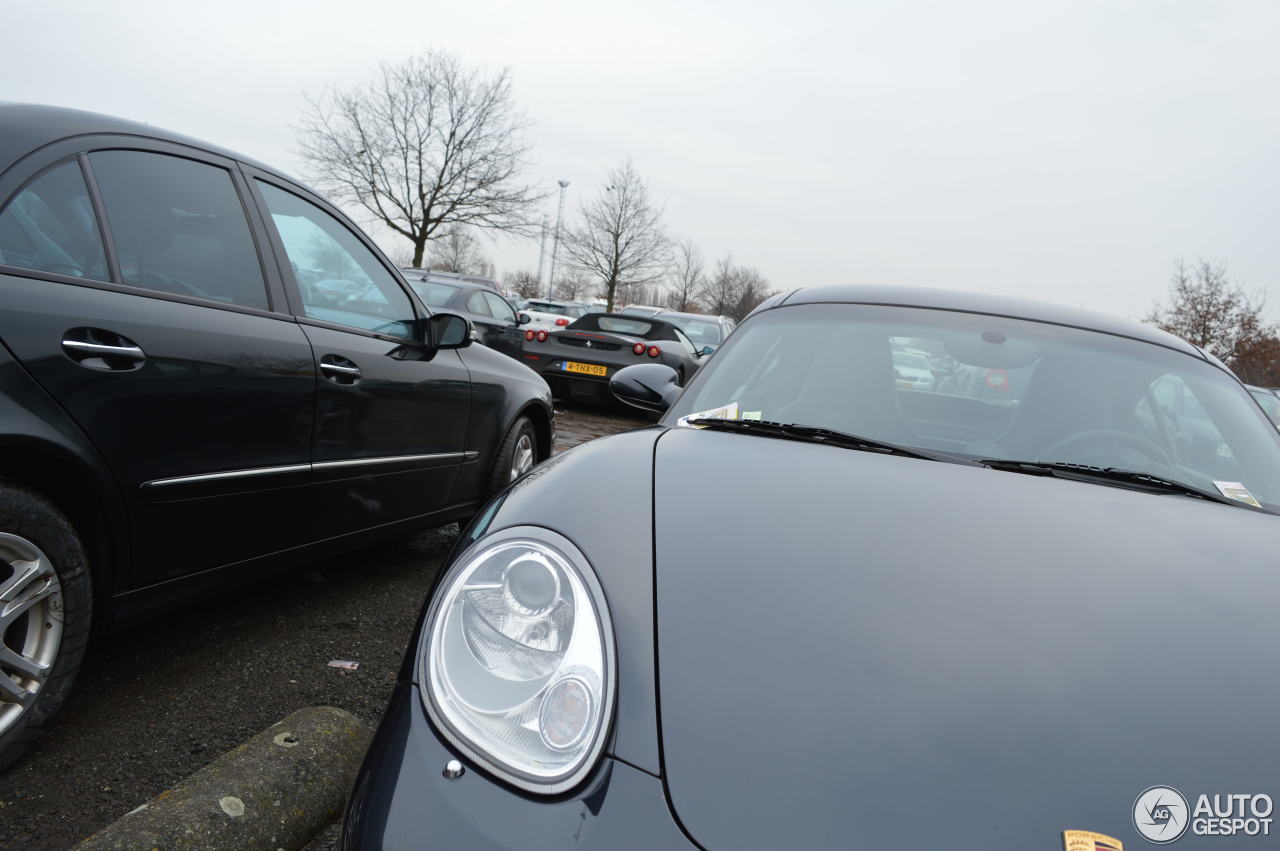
256,181 -> 414,338
466,291 -> 492,318
482,292 -> 516,323
0,160 -> 108,281
89,151 -> 268,309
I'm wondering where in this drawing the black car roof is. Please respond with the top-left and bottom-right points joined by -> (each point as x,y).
778,285 -> 1201,357
0,102 -> 285,179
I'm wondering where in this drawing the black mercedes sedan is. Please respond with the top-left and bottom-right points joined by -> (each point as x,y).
342,285 -> 1280,849
522,312 -> 708,404
0,103 -> 553,771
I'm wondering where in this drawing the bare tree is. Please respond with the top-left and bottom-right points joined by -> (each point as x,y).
563,160 -> 669,312
666,238 -> 704,312
1233,335 -> 1280,386
1145,260 -> 1273,365
553,271 -> 591,302
297,50 -> 544,268
730,266 -> 772,320
503,269 -> 541,298
428,225 -> 491,275
700,254 -> 773,321
700,254 -> 739,317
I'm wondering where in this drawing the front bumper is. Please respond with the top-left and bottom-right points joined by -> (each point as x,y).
340,684 -> 693,850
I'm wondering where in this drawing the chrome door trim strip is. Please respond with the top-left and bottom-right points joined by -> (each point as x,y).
143,452 -> 468,489
144,463 -> 311,488
312,452 -> 467,471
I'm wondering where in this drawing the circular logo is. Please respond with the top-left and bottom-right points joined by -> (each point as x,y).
1133,786 -> 1190,844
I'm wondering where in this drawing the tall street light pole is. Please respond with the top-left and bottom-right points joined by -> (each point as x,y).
547,179 -> 569,299
535,215 -> 549,294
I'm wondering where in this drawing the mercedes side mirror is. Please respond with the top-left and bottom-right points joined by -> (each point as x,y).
611,363 -> 681,413
430,313 -> 473,349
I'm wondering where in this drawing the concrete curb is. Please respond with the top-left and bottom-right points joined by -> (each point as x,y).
75,706 -> 372,851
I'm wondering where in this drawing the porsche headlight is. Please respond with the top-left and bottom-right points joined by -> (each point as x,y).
419,528 -> 615,793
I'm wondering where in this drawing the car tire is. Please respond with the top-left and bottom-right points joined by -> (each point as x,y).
486,416 -> 538,497
0,481 -> 92,774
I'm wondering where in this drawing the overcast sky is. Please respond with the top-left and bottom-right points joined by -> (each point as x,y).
7,0 -> 1277,320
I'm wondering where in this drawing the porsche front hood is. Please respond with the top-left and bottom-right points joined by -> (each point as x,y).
652,427 -> 1280,849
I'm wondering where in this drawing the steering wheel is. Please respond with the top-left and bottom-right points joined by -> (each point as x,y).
1037,428 -> 1176,470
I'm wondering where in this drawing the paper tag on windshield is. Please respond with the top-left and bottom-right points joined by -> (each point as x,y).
678,401 -> 739,428
1213,481 -> 1261,507
742,410 -> 763,421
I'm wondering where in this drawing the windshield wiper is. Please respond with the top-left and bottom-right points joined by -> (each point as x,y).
980,459 -> 1263,510
687,418 -> 973,464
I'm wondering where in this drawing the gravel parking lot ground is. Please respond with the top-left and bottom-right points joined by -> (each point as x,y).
0,402 -> 648,850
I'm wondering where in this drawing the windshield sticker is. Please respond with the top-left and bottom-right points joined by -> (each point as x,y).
1062,829 -> 1122,851
742,410 -> 763,421
1213,481 -> 1262,507
678,401 -> 739,428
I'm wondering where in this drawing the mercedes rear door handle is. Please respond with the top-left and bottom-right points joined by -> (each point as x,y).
61,328 -> 146,371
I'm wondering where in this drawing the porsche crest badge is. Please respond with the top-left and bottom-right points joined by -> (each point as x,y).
1063,829 -> 1123,851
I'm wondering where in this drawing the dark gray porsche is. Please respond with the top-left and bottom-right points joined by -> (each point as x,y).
341,286 -> 1280,849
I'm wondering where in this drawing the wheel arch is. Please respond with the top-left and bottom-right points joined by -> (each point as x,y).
0,436 -> 127,624
517,400 -> 554,461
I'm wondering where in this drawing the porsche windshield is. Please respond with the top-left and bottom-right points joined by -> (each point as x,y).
669,303 -> 1280,511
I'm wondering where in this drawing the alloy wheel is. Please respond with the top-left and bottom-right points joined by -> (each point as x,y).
0,533 -> 64,737
510,433 -> 536,482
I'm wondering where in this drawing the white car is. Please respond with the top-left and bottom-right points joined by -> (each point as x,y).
892,350 -> 935,390
518,298 -> 590,332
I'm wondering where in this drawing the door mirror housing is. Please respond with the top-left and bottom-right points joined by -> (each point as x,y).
518,312 -> 532,325
699,345 -> 716,357
429,313 -> 473,349
611,363 -> 682,413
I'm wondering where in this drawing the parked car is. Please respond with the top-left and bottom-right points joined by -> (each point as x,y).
398,269 -> 527,360
341,285 -> 1280,849
0,103 -> 554,771
891,348 -> 935,390
521,312 -> 706,404
1247,384 -> 1280,428
517,298 -> 590,333
651,309 -> 734,354
617,304 -> 665,317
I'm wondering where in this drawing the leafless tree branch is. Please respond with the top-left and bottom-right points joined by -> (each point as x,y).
296,50 -> 546,268
562,160 -> 669,312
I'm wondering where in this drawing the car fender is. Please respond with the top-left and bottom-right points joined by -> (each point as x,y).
451,341 -> 554,502
398,427 -> 665,776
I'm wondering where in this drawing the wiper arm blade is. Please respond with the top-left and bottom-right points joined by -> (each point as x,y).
980,459 -> 1257,509
688,418 -> 967,463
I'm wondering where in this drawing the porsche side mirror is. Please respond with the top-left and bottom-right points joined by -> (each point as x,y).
611,363 -> 681,413
518,312 -> 532,325
430,313 -> 473,349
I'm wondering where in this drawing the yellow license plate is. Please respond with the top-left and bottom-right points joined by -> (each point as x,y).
562,361 -> 607,376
